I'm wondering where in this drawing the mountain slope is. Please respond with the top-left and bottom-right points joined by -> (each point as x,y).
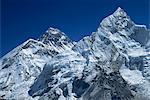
0,28 -> 74,99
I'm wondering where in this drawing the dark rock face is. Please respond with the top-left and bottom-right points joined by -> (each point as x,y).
130,26 -> 150,46
72,78 -> 90,97
81,68 -> 134,100
128,56 -> 144,71
38,27 -> 73,48
29,64 -> 56,97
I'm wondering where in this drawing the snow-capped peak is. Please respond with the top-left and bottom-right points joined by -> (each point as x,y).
100,7 -> 134,36
39,27 -> 66,42
113,7 -> 127,17
38,27 -> 74,52
39,27 -> 71,44
46,27 -> 64,35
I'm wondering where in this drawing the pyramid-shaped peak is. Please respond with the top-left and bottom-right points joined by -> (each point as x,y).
100,7 -> 134,32
38,27 -> 73,46
46,27 -> 63,35
115,7 -> 124,12
113,7 -> 127,17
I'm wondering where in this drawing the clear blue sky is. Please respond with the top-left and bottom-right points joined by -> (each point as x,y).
1,0 -> 150,57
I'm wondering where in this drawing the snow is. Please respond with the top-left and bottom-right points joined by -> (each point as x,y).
0,29 -> 74,99
46,27 -> 61,34
120,68 -> 144,85
128,48 -> 148,57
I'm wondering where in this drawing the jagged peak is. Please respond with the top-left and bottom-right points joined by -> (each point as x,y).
46,27 -> 64,35
39,27 -> 66,42
116,7 -> 122,11
38,27 -> 73,47
100,7 -> 134,32
113,7 -> 127,17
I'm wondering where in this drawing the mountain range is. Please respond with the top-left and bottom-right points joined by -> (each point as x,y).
0,7 -> 150,100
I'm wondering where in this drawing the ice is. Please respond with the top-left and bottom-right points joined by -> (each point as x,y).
120,68 -> 144,85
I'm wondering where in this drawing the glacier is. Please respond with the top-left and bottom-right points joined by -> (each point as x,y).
0,7 -> 150,100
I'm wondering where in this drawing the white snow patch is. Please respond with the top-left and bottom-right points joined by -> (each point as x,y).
120,68 -> 144,85
128,48 -> 148,57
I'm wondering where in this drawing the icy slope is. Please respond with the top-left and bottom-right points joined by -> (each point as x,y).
0,28 -> 74,99
0,39 -> 51,99
38,27 -> 74,52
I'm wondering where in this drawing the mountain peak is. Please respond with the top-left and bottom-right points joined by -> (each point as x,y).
39,27 -> 66,43
113,7 -> 127,17
38,27 -> 73,49
116,7 -> 122,11
115,7 -> 124,13
100,7 -> 134,33
46,27 -> 64,35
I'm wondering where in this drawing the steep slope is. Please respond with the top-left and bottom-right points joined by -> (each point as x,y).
38,27 -> 74,52
29,50 -> 87,100
0,28 -> 74,99
0,39 -> 51,99
80,7 -> 150,100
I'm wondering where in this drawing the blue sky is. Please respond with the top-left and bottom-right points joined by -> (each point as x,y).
1,0 -> 150,57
